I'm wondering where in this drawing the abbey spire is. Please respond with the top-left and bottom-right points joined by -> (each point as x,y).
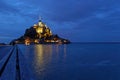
38,16 -> 42,22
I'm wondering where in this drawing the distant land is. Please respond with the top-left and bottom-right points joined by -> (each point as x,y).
0,43 -> 6,45
73,42 -> 120,44
1,42 -> 120,46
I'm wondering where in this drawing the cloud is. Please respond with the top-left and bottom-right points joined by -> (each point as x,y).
0,0 -> 19,14
0,0 -> 120,42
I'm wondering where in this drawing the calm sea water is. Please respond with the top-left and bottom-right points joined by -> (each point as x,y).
17,43 -> 120,80
1,43 -> 120,80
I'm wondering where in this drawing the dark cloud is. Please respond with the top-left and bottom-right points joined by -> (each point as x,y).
32,0 -> 120,22
0,0 -> 19,14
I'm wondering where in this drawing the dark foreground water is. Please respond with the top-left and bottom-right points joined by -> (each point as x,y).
1,43 -> 120,80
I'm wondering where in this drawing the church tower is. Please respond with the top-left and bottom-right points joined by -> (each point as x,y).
38,16 -> 44,27
33,16 -> 52,38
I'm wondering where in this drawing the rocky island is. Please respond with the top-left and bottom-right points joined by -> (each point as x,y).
10,18 -> 70,45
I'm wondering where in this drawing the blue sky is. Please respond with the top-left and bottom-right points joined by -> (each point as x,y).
0,0 -> 120,43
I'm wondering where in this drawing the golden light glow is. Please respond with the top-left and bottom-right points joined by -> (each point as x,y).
38,22 -> 44,27
37,28 -> 43,33
25,38 -> 30,45
33,45 -> 44,71
34,39 -> 39,43
33,45 -> 53,75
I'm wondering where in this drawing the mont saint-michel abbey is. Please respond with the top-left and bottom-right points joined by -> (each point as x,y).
10,18 -> 70,45
33,19 -> 52,39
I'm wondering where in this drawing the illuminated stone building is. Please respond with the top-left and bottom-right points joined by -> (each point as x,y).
10,17 -> 70,45
33,19 -> 52,39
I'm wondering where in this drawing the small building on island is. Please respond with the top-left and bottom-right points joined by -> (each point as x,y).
10,18 -> 70,45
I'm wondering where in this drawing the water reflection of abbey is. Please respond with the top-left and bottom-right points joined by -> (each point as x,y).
32,45 -> 67,75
